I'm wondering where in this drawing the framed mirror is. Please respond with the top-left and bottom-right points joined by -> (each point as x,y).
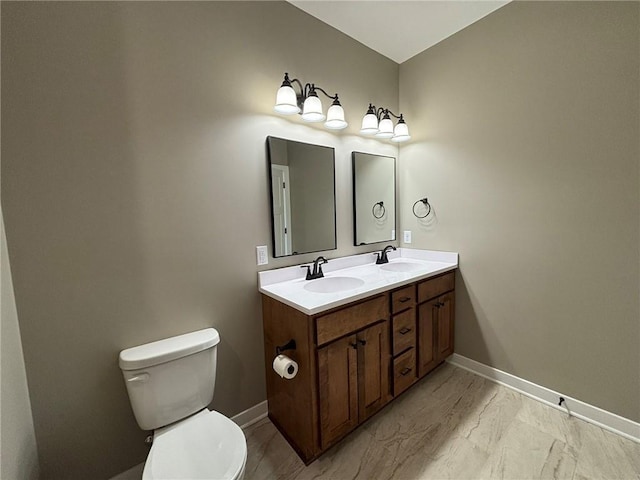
267,137 -> 337,257
352,152 -> 396,245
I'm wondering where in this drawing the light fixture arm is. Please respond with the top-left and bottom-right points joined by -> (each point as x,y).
384,109 -> 404,121
282,73 -> 338,106
310,85 -> 339,102
288,77 -> 305,93
286,78 -> 340,110
370,106 -> 403,121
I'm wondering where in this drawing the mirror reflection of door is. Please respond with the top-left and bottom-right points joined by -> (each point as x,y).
271,164 -> 292,256
267,137 -> 337,258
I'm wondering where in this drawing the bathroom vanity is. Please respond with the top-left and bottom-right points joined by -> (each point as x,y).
259,249 -> 457,463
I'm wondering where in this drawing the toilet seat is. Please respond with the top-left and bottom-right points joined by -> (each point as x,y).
143,409 -> 247,480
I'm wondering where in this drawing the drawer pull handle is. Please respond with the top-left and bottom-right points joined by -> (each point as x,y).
400,367 -> 412,376
398,296 -> 411,303
399,327 -> 412,335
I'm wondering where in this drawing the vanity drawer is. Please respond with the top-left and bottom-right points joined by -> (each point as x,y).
315,295 -> 389,347
391,285 -> 415,314
393,348 -> 417,396
418,271 -> 455,303
392,309 -> 415,356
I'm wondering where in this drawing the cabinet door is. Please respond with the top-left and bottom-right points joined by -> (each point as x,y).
357,322 -> 390,422
318,334 -> 358,449
436,291 -> 455,361
418,299 -> 438,377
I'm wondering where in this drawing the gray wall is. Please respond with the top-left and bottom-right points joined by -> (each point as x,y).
399,1 -> 639,422
1,210 -> 39,480
1,2 -> 398,478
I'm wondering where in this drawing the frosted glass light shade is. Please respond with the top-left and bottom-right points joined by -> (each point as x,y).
359,113 -> 379,135
391,122 -> 411,142
301,95 -> 325,122
274,85 -> 300,115
375,117 -> 394,138
324,104 -> 348,130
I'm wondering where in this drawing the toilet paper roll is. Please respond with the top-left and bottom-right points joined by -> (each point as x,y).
273,354 -> 298,379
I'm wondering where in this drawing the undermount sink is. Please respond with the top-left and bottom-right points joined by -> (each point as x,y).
304,276 -> 365,294
380,262 -> 422,273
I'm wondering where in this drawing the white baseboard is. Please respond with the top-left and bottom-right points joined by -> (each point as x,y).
447,353 -> 640,444
231,400 -> 268,429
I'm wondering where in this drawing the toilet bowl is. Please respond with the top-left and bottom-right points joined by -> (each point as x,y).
119,328 -> 247,480
143,410 -> 246,480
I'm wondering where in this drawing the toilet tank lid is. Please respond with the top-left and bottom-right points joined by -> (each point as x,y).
119,328 -> 220,371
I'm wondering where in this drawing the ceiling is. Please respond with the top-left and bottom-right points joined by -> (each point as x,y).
288,1 -> 510,64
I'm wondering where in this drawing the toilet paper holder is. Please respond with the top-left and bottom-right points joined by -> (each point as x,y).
275,339 -> 296,355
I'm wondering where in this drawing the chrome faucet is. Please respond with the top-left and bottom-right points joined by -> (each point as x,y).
375,245 -> 396,264
301,256 -> 329,280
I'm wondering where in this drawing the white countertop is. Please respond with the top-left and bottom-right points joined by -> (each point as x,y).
258,248 -> 458,315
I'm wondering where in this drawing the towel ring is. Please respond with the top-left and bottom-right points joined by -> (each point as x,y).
372,201 -> 385,219
412,198 -> 431,219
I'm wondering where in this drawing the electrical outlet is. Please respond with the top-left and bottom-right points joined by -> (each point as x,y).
403,230 -> 412,244
256,245 -> 269,266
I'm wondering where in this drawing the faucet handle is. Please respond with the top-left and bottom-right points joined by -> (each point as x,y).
300,265 -> 312,280
317,262 -> 326,277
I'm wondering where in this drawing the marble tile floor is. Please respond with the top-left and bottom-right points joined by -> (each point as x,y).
243,363 -> 640,480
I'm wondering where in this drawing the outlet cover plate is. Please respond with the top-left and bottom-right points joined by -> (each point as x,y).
256,245 -> 269,265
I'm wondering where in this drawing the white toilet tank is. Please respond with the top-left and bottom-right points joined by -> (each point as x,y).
119,328 -> 220,431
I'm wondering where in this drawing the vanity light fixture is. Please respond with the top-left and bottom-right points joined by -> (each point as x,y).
274,73 -> 348,130
360,104 -> 411,143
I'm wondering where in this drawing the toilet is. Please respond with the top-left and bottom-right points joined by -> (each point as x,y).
119,328 -> 247,480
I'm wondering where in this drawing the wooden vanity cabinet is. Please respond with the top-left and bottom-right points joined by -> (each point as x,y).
261,269 -> 455,464
316,295 -> 390,448
261,296 -> 319,462
317,320 -> 389,449
417,272 -> 455,378
390,285 -> 418,396
317,333 -> 358,448
262,293 -> 390,463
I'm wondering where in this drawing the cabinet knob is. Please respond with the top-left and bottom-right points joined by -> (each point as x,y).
349,342 -> 358,349
399,327 -> 412,335
358,339 -> 367,346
